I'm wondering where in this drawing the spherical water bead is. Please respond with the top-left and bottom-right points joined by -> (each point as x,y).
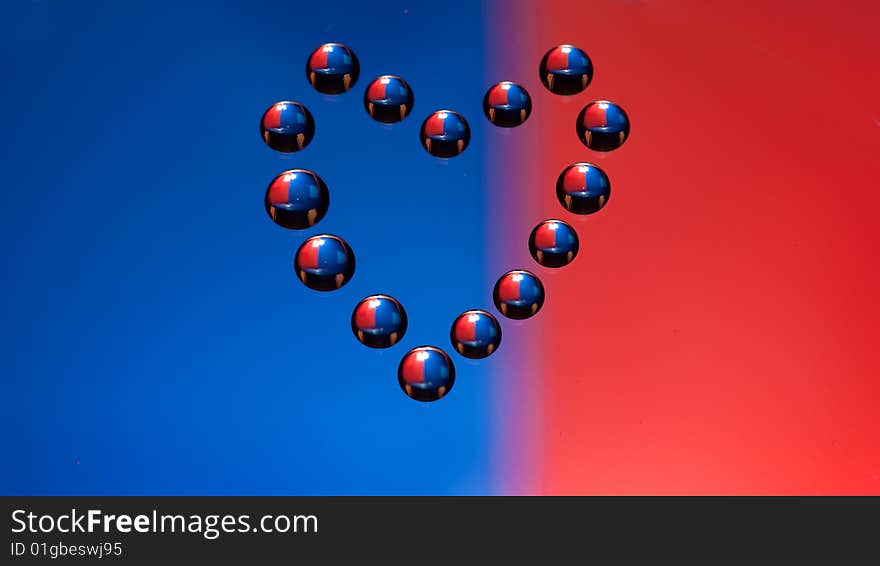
556,162 -> 611,215
305,43 -> 359,95
351,295 -> 408,348
364,75 -> 414,124
483,81 -> 532,127
398,346 -> 455,402
529,219 -> 579,268
450,310 -> 502,359
576,100 -> 630,151
293,234 -> 355,292
539,44 -> 593,95
493,270 -> 545,320
419,110 -> 470,158
264,169 -> 329,230
260,101 -> 315,153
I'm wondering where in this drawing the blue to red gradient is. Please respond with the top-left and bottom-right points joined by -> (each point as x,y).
2,0 -> 879,495
487,0 -> 880,494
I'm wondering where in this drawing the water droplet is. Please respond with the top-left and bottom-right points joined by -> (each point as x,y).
576,100 -> 630,151
529,219 -> 579,268
364,75 -> 414,123
306,43 -> 359,94
493,270 -> 545,320
539,44 -> 593,95
419,110 -> 470,158
260,101 -> 315,153
265,169 -> 330,229
398,346 -> 455,402
450,309 -> 502,359
556,162 -> 611,214
293,234 -> 355,292
483,81 -> 532,127
352,294 -> 408,348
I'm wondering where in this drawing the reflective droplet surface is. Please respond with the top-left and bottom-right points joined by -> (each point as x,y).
293,234 -> 355,292
483,81 -> 532,128
260,101 -> 315,153
398,346 -> 455,402
264,169 -> 329,230
364,75 -> 414,124
529,219 -> 579,268
493,270 -> 545,320
539,44 -> 593,95
556,162 -> 611,215
306,43 -> 359,95
419,110 -> 470,158
576,100 -> 630,151
352,294 -> 408,348
450,310 -> 502,359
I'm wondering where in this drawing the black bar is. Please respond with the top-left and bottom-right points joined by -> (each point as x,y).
3,497 -> 878,563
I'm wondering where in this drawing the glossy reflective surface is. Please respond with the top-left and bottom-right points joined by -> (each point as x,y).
419,110 -> 471,158
576,100 -> 630,151
364,75 -> 414,123
398,346 -> 456,402
492,270 -> 545,320
539,44 -> 593,95
450,309 -> 502,359
260,101 -> 315,153
483,81 -> 532,127
306,42 -> 360,94
264,169 -> 330,230
528,219 -> 579,268
351,294 -> 408,348
555,162 -> 611,215
293,234 -> 356,292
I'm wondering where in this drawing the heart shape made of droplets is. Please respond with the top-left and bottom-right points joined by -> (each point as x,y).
257,42 -> 630,402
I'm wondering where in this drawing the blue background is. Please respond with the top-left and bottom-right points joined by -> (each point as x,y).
1,0 -> 497,494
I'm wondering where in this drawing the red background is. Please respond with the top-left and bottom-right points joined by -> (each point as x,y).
490,0 -> 880,494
